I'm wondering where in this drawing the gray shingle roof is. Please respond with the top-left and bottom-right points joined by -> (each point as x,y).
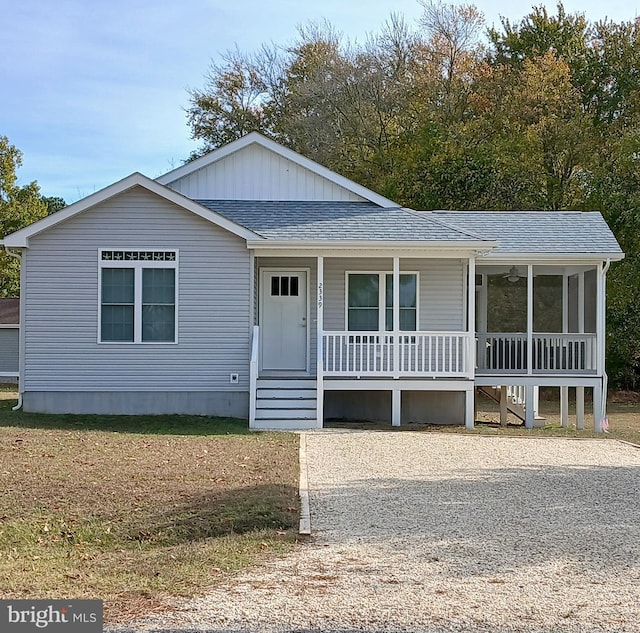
430,211 -> 623,255
196,201 -> 622,256
196,201 -> 489,243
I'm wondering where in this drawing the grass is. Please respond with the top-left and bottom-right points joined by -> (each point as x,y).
0,387 -> 300,624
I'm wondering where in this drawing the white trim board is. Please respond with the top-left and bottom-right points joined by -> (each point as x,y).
2,173 -> 261,247
259,267 -> 311,374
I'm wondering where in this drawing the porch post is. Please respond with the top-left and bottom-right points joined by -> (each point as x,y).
499,385 -> 508,426
560,273 -> 569,427
527,264 -> 533,376
465,386 -> 475,430
593,383 -> 603,433
560,387 -> 569,428
468,255 -> 476,377
595,261 -> 610,432
316,256 -> 324,429
596,262 -> 604,378
393,256 -> 400,380
392,389 -> 401,427
477,274 -> 487,335
524,384 -> 535,429
576,272 -> 585,429
576,387 -> 585,430
578,272 -> 585,333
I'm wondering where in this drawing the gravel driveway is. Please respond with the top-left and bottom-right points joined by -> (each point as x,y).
113,432 -> 640,633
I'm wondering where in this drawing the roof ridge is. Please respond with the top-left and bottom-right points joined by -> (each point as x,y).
404,208 -> 488,242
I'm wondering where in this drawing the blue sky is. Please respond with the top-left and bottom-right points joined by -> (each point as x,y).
1,0 -> 638,203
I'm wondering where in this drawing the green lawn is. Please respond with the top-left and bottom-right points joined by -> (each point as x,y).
0,388 -> 300,624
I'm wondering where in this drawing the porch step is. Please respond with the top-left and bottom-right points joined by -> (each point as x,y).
253,378 -> 318,430
258,389 -> 317,400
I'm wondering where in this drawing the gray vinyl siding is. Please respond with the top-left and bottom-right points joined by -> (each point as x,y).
168,144 -> 367,202
0,328 -> 19,373
256,257 -> 317,372
323,258 -> 465,331
23,187 -> 251,392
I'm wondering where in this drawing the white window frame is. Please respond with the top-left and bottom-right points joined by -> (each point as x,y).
98,249 -> 179,344
345,271 -> 419,331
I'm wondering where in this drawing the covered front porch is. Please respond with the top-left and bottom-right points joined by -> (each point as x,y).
248,250 -> 609,431
249,248 -> 479,429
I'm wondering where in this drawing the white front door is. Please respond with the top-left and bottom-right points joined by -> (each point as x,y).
260,269 -> 308,371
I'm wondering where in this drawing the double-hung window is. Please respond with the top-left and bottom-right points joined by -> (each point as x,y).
347,272 -> 417,331
99,250 -> 178,343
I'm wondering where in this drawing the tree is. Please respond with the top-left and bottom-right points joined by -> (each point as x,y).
0,137 -> 47,296
185,46 -> 274,155
42,195 -> 66,215
184,2 -> 640,387
488,2 -> 590,70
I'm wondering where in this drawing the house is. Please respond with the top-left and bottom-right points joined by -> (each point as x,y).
0,133 -> 624,430
0,298 -> 19,382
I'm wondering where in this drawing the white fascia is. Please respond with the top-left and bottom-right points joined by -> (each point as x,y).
480,252 -> 625,265
2,173 -> 262,247
247,240 -> 497,258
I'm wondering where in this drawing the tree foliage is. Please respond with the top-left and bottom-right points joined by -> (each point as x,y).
187,2 -> 640,388
41,195 -> 66,215
0,137 -> 48,297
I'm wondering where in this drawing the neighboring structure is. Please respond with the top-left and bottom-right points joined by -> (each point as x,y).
0,298 -> 19,381
0,133 -> 624,430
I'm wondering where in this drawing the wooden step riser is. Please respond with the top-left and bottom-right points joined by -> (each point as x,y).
257,399 -> 317,409
252,419 -> 319,430
256,409 -> 317,420
257,379 -> 317,389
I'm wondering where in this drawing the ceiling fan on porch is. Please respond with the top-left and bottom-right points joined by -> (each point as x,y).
503,265 -> 525,283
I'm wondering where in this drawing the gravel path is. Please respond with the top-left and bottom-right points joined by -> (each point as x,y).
111,432 -> 640,633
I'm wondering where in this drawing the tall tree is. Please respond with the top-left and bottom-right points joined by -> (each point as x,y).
185,46 -> 274,155
184,1 -> 640,387
488,2 -> 590,70
41,195 -> 66,215
0,137 -> 47,296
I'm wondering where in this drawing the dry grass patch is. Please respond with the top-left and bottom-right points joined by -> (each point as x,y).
326,388 -> 640,445
472,391 -> 640,445
0,387 -> 299,624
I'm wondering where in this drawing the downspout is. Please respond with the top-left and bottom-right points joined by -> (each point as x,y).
4,246 -> 23,410
601,258 -> 611,429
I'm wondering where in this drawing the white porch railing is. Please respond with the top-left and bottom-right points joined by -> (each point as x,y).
476,333 -> 597,374
322,331 -> 473,377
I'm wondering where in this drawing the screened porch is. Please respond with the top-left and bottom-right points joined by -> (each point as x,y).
475,263 -> 603,376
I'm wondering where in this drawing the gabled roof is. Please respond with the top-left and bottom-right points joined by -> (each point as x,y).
1,173 -> 261,247
197,200 -> 493,245
432,211 -> 624,259
0,298 -> 19,325
156,132 -> 398,208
